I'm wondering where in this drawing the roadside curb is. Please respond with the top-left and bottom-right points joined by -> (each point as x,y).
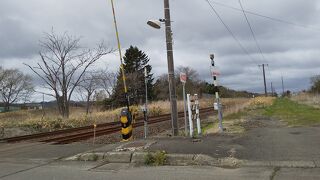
64,151 -> 319,168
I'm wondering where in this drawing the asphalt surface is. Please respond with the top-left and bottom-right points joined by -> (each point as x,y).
1,114 -> 320,179
148,116 -> 320,161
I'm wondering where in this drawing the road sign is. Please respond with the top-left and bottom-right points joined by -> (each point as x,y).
180,72 -> 187,83
212,71 -> 220,76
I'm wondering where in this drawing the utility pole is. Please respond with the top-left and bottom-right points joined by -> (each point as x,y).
259,64 -> 268,96
270,82 -> 274,97
164,0 -> 178,136
281,76 -> 285,95
143,67 -> 148,139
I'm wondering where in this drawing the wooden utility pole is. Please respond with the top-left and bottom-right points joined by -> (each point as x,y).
281,76 -> 285,95
271,82 -> 274,96
259,64 -> 268,96
164,0 -> 178,136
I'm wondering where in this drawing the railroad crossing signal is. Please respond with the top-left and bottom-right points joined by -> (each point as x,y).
209,53 -> 224,132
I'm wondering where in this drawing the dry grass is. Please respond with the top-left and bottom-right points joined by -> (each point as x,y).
291,93 -> 320,108
0,98 -> 252,132
203,96 -> 276,134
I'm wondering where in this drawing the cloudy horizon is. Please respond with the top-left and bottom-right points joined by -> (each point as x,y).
1,0 -> 320,102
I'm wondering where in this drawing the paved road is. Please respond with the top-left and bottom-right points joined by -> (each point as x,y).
1,160 -> 320,180
149,117 -> 320,161
1,115 -> 320,179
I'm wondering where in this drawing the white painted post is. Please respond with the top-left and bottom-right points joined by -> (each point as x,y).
194,94 -> 201,135
187,94 -> 193,137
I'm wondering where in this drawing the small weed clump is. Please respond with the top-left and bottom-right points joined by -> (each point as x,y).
144,151 -> 167,166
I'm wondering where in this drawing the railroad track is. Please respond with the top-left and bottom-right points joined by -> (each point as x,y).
0,107 -> 215,144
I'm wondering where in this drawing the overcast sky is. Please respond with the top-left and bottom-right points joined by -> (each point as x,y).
1,0 -> 320,101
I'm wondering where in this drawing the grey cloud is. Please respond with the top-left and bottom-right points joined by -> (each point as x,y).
1,0 -> 320,100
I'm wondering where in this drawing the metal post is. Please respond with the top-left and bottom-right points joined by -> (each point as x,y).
215,83 -> 223,132
210,54 -> 223,132
182,83 -> 188,136
144,67 -> 148,139
164,0 -> 178,136
187,94 -> 193,137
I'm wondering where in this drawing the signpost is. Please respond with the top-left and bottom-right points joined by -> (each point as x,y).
180,72 -> 188,136
210,54 -> 224,132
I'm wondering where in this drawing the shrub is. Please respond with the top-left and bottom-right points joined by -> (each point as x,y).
144,151 -> 167,166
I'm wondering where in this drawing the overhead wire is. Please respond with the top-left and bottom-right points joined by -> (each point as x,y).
205,0 -> 260,66
209,0 -> 320,32
238,0 -> 266,64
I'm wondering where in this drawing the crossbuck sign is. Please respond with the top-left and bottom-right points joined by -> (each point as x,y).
180,72 -> 187,83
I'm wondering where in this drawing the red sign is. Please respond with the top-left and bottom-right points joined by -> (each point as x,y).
180,73 -> 187,83
212,71 -> 220,76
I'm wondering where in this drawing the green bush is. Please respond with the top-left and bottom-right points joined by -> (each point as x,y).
144,151 -> 167,166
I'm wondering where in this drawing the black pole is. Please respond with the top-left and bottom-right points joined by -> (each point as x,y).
260,64 -> 268,97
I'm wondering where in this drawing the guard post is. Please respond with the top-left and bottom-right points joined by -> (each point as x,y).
187,94 -> 202,137
120,108 -> 133,141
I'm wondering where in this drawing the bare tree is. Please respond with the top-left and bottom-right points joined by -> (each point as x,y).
25,31 -> 113,118
0,68 -> 34,111
97,69 -> 117,98
77,71 -> 101,115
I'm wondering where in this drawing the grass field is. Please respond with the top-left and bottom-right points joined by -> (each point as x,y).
264,98 -> 320,126
0,98 -> 251,132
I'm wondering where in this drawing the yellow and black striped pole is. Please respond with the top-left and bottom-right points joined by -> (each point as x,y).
110,0 -> 133,141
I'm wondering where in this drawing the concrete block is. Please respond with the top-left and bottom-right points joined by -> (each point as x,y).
269,161 -> 316,168
241,160 -> 270,167
64,154 -> 81,161
193,154 -> 218,166
80,152 -> 104,161
131,152 -> 148,164
218,157 -> 243,167
165,154 -> 195,166
104,151 -> 132,163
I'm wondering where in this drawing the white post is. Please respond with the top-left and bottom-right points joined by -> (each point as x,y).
187,94 -> 193,137
194,94 -> 201,135
182,83 -> 188,136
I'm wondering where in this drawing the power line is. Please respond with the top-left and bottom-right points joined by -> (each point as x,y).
209,0 -> 320,32
238,0 -> 266,63
205,0 -> 259,65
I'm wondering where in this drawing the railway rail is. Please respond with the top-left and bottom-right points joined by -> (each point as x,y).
0,107 -> 215,144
